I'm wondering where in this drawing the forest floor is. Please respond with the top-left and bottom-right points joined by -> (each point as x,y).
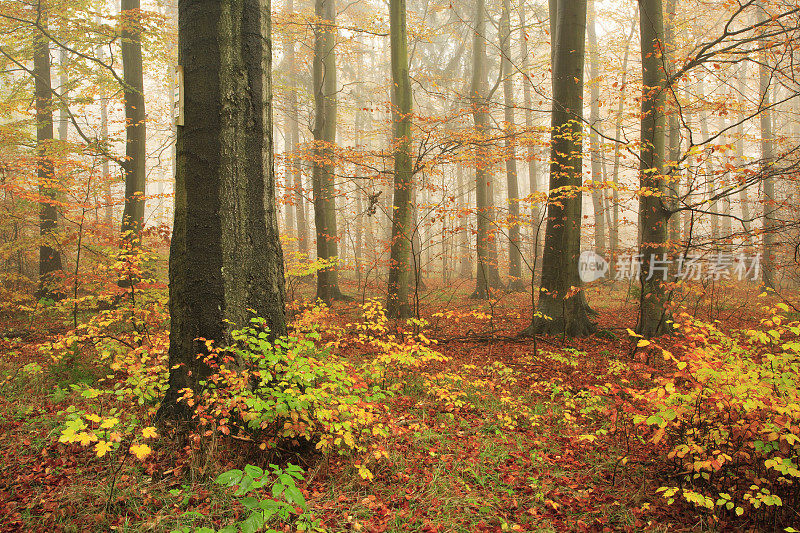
0,280 -> 776,532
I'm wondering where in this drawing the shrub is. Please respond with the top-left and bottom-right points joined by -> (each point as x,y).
635,305 -> 800,527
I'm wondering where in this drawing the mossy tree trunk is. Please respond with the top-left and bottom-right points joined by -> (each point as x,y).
636,0 -> 671,338
312,0 -> 347,302
386,0 -> 414,317
524,0 -> 595,337
159,0 -> 287,422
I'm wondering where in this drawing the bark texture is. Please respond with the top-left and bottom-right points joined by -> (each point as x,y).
160,0 -> 287,421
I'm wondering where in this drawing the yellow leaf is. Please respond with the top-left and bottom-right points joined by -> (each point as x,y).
85,414 -> 102,423
95,441 -> 113,457
637,339 -> 651,348
130,443 -> 152,460
76,432 -> 98,446
142,426 -> 158,439
100,417 -> 119,429
677,361 -> 687,370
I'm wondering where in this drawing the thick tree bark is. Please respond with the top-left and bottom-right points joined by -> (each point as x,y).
120,0 -> 146,239
159,0 -> 287,421
312,0 -> 346,302
471,0 -> 503,299
386,0 -> 414,317
636,0 -> 671,338
524,0 -> 595,336
33,4 -> 63,300
500,0 -> 523,290
587,0 -> 606,256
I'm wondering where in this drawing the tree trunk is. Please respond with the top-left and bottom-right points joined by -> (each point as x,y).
519,0 -> 541,283
33,3 -> 63,300
665,0 -> 681,250
610,15 -> 637,264
386,0 -> 414,317
120,0 -> 147,239
525,0 -> 595,336
312,0 -> 346,302
159,0 -> 287,421
636,0 -> 671,338
736,61 -> 752,246
587,0 -> 606,257
758,3 -> 776,288
500,0 -> 523,290
457,165 -> 473,279
471,0 -> 503,299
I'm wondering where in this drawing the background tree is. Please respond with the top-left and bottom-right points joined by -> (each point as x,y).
386,0 -> 414,317
33,1 -> 63,299
120,0 -> 146,239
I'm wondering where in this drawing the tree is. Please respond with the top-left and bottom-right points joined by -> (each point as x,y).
311,0 -> 347,303
386,0 -> 414,317
120,0 -> 146,239
587,0 -> 606,257
33,1 -> 63,300
524,0 -> 595,336
636,0 -> 671,337
500,0 -> 523,290
470,0 -> 503,299
159,0 -> 286,420
283,0 -> 309,256
757,1 -> 776,289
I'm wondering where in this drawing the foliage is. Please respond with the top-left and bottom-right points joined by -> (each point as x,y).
173,463 -> 320,533
635,304 -> 800,525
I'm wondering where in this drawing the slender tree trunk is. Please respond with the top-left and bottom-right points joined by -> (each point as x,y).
636,0 -> 671,338
159,0 -> 286,421
758,3 -> 776,288
525,0 -> 595,336
500,0 -> 523,290
284,1 -> 308,255
610,15 -> 637,263
386,0 -> 414,317
587,0 -> 606,256
519,0 -> 540,282
58,48 -> 69,142
120,0 -> 147,239
736,61 -> 752,247
457,165 -> 472,278
665,0 -> 681,249
696,73 -> 719,243
33,3 -> 63,299
312,0 -> 346,301
471,0 -> 503,299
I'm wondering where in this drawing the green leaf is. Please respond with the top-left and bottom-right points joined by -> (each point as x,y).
215,469 -> 243,486
285,485 -> 306,508
244,464 -> 264,479
241,511 -> 265,533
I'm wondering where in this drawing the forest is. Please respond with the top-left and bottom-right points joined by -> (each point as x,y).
1,0 -> 800,530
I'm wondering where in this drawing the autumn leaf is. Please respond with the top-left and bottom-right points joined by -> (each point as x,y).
130,443 -> 152,460
141,426 -> 158,439
95,441 -> 113,457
